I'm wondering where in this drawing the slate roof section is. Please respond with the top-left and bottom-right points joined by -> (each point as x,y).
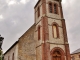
71,48 -> 80,54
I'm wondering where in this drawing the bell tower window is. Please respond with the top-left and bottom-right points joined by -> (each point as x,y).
38,7 -> 40,17
54,4 -> 58,14
49,3 -> 53,13
52,23 -> 59,38
38,26 -> 41,40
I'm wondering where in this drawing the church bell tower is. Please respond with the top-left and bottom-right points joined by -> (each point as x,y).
34,0 -> 71,60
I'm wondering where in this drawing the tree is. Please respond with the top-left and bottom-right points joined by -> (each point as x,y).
0,50 -> 2,60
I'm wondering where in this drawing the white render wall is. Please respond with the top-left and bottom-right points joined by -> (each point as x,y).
4,43 -> 18,60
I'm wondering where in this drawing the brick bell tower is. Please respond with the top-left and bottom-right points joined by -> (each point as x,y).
34,0 -> 71,60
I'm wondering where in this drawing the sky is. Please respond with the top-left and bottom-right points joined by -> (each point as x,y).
0,0 -> 80,53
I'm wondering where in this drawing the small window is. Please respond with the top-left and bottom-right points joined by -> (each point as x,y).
52,24 -> 59,38
38,26 -> 41,40
12,53 -> 14,60
38,7 -> 40,17
54,4 -> 58,14
8,56 -> 10,60
79,55 -> 80,58
49,3 -> 53,13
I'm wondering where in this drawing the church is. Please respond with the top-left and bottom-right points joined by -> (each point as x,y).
4,0 -> 71,60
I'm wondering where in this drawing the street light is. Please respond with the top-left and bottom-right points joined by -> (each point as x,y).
0,35 -> 4,50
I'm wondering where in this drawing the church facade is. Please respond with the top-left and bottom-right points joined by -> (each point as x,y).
4,0 -> 71,60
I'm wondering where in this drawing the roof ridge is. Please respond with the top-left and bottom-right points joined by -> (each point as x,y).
71,48 -> 80,54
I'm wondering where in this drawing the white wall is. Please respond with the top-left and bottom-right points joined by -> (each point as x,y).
4,43 -> 18,60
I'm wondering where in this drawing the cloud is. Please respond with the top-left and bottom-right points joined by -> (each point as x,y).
62,0 -> 66,4
35,0 -> 37,1
8,0 -> 16,5
62,0 -> 80,52
0,0 -> 35,52
0,15 -> 3,19
20,0 -> 30,4
7,0 -> 30,5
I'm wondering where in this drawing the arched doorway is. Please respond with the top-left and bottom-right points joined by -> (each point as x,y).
50,47 -> 65,60
52,51 -> 61,60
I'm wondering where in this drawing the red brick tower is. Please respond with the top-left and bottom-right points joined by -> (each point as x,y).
34,0 -> 71,60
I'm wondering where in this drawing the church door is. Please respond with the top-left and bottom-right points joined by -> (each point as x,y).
52,51 -> 61,60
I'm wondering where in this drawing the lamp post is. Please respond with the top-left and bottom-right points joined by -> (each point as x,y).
0,35 -> 4,50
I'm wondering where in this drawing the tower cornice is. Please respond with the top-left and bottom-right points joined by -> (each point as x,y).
34,0 -> 41,8
34,0 -> 62,8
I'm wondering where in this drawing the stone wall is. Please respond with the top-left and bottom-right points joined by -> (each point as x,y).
18,24 -> 36,60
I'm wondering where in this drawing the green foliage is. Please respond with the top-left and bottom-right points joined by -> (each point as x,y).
0,57 -> 1,60
0,50 -> 2,55
0,50 -> 3,60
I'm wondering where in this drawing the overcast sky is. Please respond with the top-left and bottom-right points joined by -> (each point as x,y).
0,0 -> 80,53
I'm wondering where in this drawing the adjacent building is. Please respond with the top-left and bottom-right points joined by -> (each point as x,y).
71,48 -> 80,60
4,0 -> 71,60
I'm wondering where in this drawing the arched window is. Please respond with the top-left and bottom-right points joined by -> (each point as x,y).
38,26 -> 41,40
49,3 -> 53,13
38,7 -> 40,17
54,4 -> 58,14
52,23 -> 59,38
12,53 -> 14,60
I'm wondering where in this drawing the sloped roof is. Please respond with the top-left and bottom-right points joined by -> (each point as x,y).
4,41 -> 19,55
4,23 -> 35,55
71,48 -> 80,54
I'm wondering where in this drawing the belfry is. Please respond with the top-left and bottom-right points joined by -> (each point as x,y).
34,0 -> 71,60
